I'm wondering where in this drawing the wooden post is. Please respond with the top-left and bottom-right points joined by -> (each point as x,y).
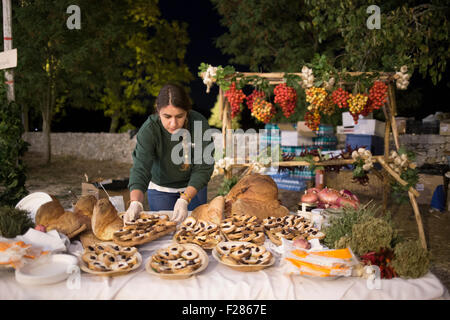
2,0 -> 15,102
382,106 -> 391,213
387,83 -> 400,150
408,191 -> 427,250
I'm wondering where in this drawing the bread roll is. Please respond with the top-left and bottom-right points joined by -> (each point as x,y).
190,204 -> 209,222
92,198 -> 123,241
35,198 -> 65,226
225,174 -> 279,203
46,211 -> 88,239
74,195 -> 97,218
230,198 -> 288,220
204,196 -> 224,224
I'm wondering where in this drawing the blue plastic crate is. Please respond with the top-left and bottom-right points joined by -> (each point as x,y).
346,134 -> 384,156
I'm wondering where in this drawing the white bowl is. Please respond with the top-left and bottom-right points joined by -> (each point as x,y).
15,254 -> 78,286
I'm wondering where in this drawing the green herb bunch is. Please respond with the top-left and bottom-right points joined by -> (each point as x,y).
389,240 -> 430,279
323,202 -> 381,249
0,206 -> 35,238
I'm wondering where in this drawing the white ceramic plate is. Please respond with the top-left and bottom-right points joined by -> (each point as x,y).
15,254 -> 78,285
212,241 -> 275,272
15,192 -> 53,222
145,243 -> 208,279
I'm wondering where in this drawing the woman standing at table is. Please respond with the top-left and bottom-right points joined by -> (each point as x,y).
124,83 -> 215,224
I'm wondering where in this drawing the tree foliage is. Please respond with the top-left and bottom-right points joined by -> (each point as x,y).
11,0 -> 193,165
0,86 -> 29,207
212,1 -> 449,82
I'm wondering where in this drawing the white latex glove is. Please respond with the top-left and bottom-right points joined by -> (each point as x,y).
172,198 -> 189,224
124,201 -> 143,225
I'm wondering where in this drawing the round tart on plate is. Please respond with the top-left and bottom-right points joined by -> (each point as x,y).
173,216 -> 224,249
79,242 -> 141,276
212,241 -> 275,272
146,243 -> 208,279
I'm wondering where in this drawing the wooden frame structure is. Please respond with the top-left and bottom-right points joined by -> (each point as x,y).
214,71 -> 427,249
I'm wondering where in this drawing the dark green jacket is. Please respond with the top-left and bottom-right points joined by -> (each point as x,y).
128,110 -> 215,193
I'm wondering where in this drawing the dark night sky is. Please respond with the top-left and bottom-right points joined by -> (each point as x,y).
159,0 -> 232,119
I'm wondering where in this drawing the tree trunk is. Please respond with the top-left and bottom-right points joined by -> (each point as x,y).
109,113 -> 120,133
41,104 -> 51,165
22,104 -> 29,132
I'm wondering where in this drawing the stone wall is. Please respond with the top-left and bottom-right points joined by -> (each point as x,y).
22,132 -> 449,167
337,134 -> 449,167
23,132 -> 137,164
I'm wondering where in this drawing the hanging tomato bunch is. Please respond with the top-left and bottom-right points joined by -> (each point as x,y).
304,111 -> 321,131
246,89 -> 265,112
363,81 -> 388,116
224,82 -> 246,119
331,87 -> 350,109
251,97 -> 276,124
274,83 -> 297,118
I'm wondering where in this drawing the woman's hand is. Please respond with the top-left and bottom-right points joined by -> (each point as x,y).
172,198 -> 189,223
124,201 -> 143,225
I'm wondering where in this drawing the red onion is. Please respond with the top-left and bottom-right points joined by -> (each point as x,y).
293,237 -> 311,250
301,192 -> 318,204
35,225 -> 46,233
317,187 -> 340,204
306,187 -> 321,194
336,196 -> 359,209
339,189 -> 359,202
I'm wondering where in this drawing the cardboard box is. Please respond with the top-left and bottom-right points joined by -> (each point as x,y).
82,180 -> 130,211
281,131 -> 314,146
354,119 -> 385,137
296,121 -> 317,137
277,122 -> 314,146
440,120 -> 450,136
342,112 -> 372,127
337,125 -> 355,134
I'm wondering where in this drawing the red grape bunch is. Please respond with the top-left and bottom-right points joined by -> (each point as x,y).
225,82 -> 246,119
246,89 -> 265,112
274,83 -> 297,118
331,87 -> 350,109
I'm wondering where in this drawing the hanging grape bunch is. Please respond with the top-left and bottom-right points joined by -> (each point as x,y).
224,82 -> 246,119
331,87 -> 350,109
251,97 -> 276,124
347,93 -> 369,124
304,110 -> 321,131
246,89 -> 265,112
274,83 -> 297,118
364,81 -> 388,116
305,87 -> 328,111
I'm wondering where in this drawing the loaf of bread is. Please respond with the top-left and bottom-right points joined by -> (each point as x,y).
224,173 -> 289,219
74,195 -> 97,218
92,198 -> 123,241
190,196 -> 224,225
35,198 -> 65,226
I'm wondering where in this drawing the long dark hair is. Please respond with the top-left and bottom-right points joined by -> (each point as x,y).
155,83 -> 192,113
156,83 -> 192,171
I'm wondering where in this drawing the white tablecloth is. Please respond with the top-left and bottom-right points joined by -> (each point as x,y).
0,235 -> 448,300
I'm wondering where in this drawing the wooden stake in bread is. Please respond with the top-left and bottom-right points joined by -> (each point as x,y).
92,198 -> 123,241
